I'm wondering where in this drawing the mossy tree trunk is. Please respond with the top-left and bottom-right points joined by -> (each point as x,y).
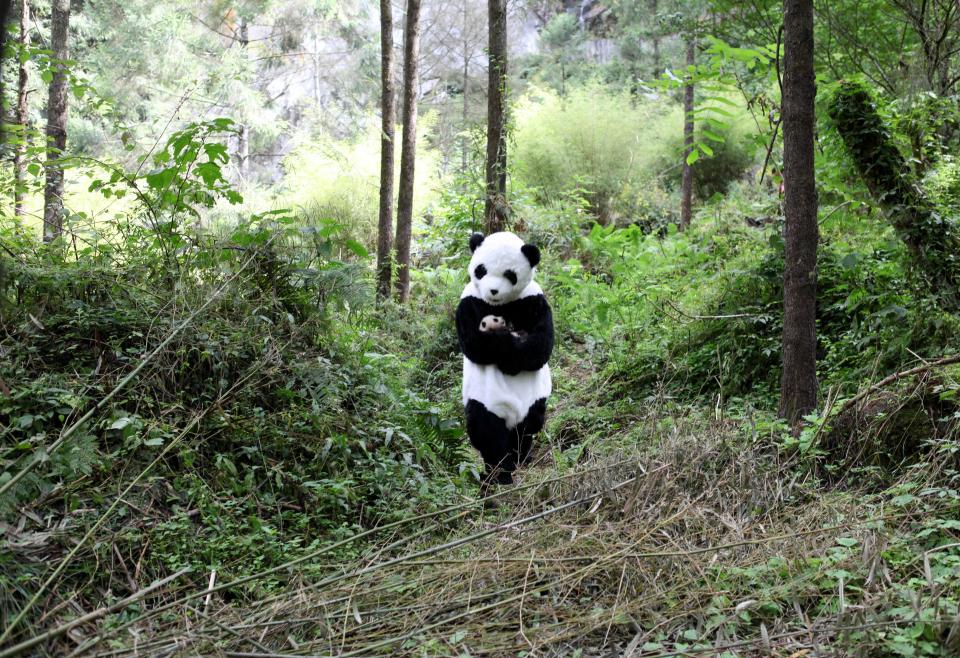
679,37 -> 695,232
43,0 -> 70,243
829,80 -> 960,307
650,0 -> 660,77
14,0 -> 30,218
779,0 -> 819,425
377,0 -> 396,300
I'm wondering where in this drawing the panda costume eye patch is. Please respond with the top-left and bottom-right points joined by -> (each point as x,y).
474,264 -> 487,279
503,270 -> 518,285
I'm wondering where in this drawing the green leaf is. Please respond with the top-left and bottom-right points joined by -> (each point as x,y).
194,162 -> 222,186
203,143 -> 229,163
686,149 -> 700,165
344,239 -> 369,258
702,105 -> 736,118
710,95 -> 740,106
891,494 -> 917,506
145,168 -> 177,191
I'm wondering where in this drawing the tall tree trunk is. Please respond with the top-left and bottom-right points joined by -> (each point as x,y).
460,0 -> 470,175
14,0 -> 30,217
394,0 -> 421,302
43,0 -> 70,243
237,17 -> 250,181
312,28 -> 322,105
779,0 -> 818,425
377,0 -> 396,299
237,124 -> 249,180
650,0 -> 660,77
679,38 -> 695,232
461,52 -> 470,173
484,0 -> 508,234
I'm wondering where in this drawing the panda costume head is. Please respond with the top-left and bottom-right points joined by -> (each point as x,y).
456,231 -> 553,489
467,232 -> 541,305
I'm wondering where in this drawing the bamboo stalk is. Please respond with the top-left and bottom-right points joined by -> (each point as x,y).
76,458 -> 642,654
0,231 -> 280,501
0,567 -> 190,658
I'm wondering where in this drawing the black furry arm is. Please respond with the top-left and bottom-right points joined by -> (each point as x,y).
456,295 -> 554,375
456,296 -> 512,366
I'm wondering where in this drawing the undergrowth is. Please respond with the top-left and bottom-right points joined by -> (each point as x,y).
3,89 -> 960,658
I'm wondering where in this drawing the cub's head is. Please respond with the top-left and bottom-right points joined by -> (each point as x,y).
468,232 -> 540,305
479,315 -> 507,332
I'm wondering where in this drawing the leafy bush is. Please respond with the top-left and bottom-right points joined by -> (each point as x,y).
513,84 -> 756,226
512,84 -> 683,224
279,117 -> 443,250
924,155 -> 960,214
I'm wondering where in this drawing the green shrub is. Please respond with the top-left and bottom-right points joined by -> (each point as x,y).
924,155 -> 960,214
512,84 -> 683,224
279,117 -> 443,250
513,84 -> 755,226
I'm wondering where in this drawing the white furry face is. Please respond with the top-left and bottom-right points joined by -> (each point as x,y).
469,232 -> 535,305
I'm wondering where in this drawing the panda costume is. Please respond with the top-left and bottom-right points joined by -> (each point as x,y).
455,232 -> 554,486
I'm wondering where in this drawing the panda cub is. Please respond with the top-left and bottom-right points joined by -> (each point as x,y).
478,315 -> 527,338
456,231 -> 554,487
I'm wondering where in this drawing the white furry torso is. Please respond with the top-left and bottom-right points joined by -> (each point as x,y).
461,281 -> 552,429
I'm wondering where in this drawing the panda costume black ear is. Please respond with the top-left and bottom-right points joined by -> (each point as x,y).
469,233 -> 485,253
521,243 -> 541,268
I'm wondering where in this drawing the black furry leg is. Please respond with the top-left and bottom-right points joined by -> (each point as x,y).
465,398 -> 548,487
465,400 -> 516,485
513,398 -> 547,467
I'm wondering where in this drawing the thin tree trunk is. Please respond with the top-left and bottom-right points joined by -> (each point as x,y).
394,0 -> 421,302
237,18 -> 250,181
484,0 -> 508,234
377,0 -> 396,299
779,0 -> 818,425
237,124 -> 249,180
461,52 -> 470,173
43,0 -> 70,243
650,0 -> 660,77
460,0 -> 470,175
679,38 -> 695,232
14,0 -> 30,217
312,28 -> 321,105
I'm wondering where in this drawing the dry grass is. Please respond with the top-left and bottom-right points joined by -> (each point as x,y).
28,411 -> 956,658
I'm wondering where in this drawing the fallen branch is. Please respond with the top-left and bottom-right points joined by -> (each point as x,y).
837,353 -> 960,416
0,567 -> 190,658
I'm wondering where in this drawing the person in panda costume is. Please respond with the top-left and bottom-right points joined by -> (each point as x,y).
456,231 -> 554,487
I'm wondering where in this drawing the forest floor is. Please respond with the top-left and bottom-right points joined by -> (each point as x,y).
4,213 -> 960,657
50,346 -> 960,658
